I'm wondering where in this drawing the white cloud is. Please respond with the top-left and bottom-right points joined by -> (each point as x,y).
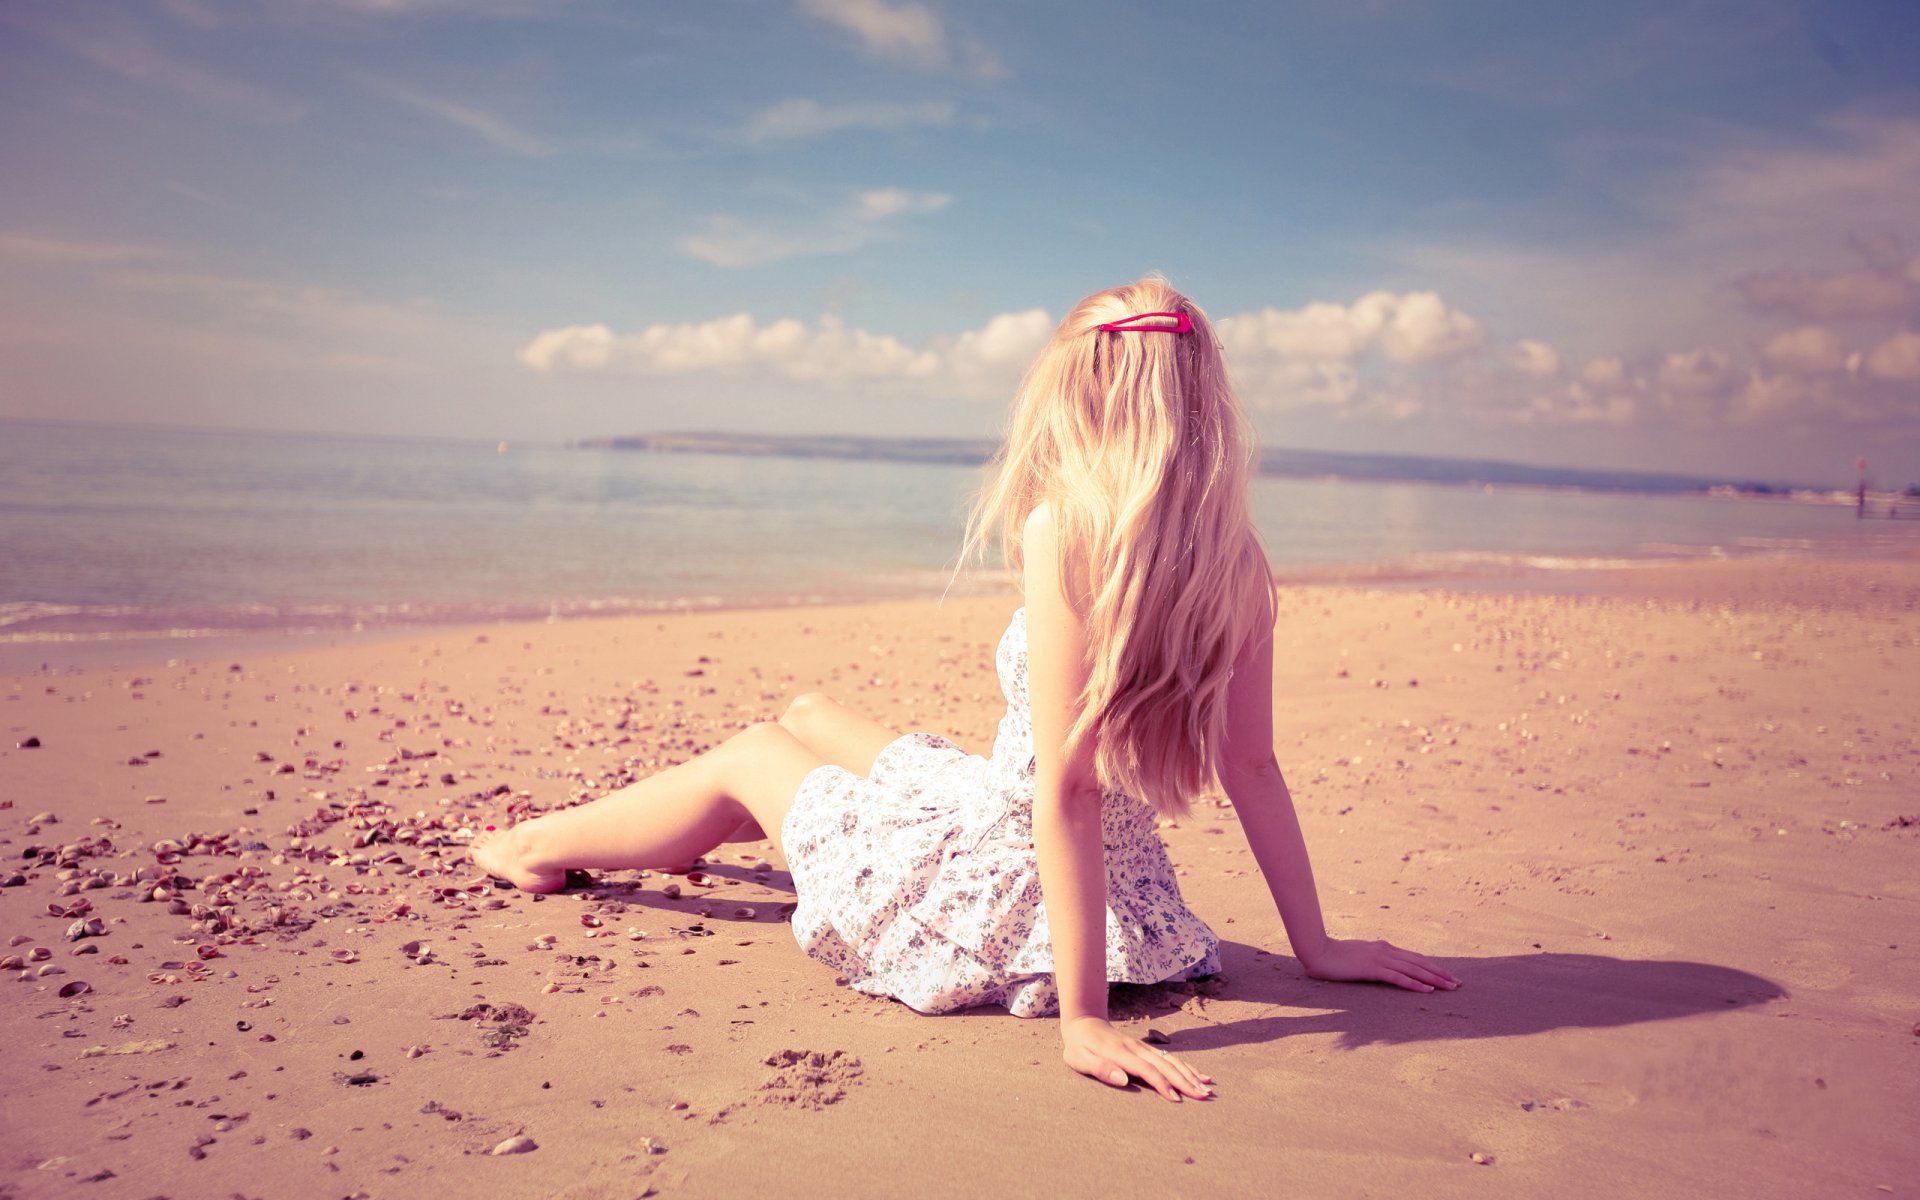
1218,301 -> 1374,362
1657,347 -> 1736,396
1759,326 -> 1850,375
1218,291 -> 1484,372
1239,359 -> 1366,411
1732,371 -> 1825,423
1214,290 -> 1485,413
358,75 -> 547,156
520,306 -> 1054,400
1368,291 -> 1487,363
677,187 -> 952,268
1864,330 -> 1920,382
1507,339 -> 1561,377
1579,356 -> 1633,391
1479,355 -> 1643,427
1551,386 -> 1640,425
518,313 -> 941,383
940,308 -> 1052,382
1654,348 -> 1739,426
743,98 -> 955,142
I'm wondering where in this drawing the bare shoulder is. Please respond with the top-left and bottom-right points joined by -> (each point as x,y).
1019,501 -> 1091,618
1020,501 -> 1059,551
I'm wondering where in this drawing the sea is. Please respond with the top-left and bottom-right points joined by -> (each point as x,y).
3,418 -> 1916,665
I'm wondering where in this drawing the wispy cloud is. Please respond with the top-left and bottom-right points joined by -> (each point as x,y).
1417,4 -> 1802,109
162,179 -> 261,220
0,233 -> 159,265
4,6 -> 305,123
795,0 -> 1003,77
108,266 -> 452,342
160,0 -> 564,25
1389,111 -> 1920,417
853,186 -> 951,220
743,97 -> 956,142
0,232 -> 471,380
676,187 -> 953,268
358,75 -> 549,156
1738,266 -> 1914,320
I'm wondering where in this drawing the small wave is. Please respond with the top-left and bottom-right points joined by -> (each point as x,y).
0,601 -> 90,628
0,626 -> 265,646
1517,555 -> 1658,571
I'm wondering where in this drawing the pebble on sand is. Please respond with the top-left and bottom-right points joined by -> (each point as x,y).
79,1040 -> 175,1058
489,1135 -> 538,1156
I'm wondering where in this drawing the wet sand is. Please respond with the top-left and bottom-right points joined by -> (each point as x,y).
1,560 -> 1915,1199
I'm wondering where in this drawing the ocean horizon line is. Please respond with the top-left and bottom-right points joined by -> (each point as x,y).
0,415 -> 1851,499
573,430 -> 1844,500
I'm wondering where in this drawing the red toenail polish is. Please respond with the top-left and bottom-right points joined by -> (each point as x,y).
485,825 -> 496,831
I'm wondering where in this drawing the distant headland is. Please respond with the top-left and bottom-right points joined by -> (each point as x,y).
573,431 -> 1829,500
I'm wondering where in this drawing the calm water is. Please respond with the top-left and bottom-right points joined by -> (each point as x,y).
3,419 -> 1915,652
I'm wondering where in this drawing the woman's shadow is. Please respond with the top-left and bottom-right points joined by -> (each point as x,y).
1114,939 -> 1787,1052
561,872 -> 1788,1048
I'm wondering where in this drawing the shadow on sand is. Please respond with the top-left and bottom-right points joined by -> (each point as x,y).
1112,939 -> 1786,1051
551,872 -> 1785,1049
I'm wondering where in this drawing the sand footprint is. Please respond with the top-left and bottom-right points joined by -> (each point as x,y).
756,1049 -> 864,1110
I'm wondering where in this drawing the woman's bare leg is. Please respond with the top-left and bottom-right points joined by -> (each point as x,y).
719,692 -> 903,843
471,722 -> 821,892
781,692 -> 902,775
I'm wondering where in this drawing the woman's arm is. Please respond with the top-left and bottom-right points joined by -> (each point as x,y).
1024,506 -> 1213,1101
1219,596 -> 1460,992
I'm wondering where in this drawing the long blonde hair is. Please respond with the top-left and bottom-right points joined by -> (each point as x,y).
960,276 -> 1275,817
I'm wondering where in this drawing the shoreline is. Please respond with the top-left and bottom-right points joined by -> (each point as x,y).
7,548 -> 1917,675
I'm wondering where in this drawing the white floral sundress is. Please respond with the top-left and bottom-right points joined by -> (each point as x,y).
780,607 -> 1221,1017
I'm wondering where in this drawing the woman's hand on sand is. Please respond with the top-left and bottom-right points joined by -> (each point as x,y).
1061,1016 -> 1214,1102
1299,937 -> 1459,992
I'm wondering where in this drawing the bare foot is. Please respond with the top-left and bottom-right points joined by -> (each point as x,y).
470,826 -> 567,894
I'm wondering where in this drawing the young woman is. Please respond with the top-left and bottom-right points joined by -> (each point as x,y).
472,277 -> 1459,1102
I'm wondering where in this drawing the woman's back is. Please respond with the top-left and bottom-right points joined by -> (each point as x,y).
961,279 -> 1275,819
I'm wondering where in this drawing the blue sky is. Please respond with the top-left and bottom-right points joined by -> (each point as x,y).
2,0 -> 1918,483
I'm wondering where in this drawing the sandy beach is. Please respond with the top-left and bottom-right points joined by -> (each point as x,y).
2,558 -> 1915,1199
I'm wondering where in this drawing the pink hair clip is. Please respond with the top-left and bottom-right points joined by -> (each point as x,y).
1097,311 -> 1193,333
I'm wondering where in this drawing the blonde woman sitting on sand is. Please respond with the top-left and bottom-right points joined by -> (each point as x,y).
472,276 -> 1459,1101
